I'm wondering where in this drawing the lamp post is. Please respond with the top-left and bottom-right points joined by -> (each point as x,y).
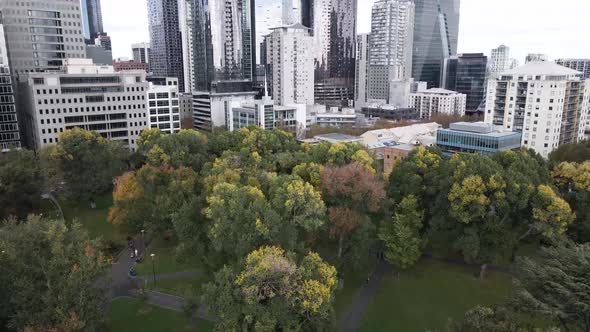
150,253 -> 156,286
140,229 -> 145,256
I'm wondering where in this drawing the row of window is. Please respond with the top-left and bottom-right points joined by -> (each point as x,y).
37,104 -> 146,115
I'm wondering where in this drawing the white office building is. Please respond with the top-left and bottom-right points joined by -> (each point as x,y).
308,105 -> 358,128
20,59 -> 149,150
192,89 -> 258,131
368,0 -> 414,102
228,97 -> 306,134
147,77 -> 181,133
265,23 -> 314,106
354,33 -> 370,110
484,61 -> 590,158
0,0 -> 86,75
410,88 -> 466,119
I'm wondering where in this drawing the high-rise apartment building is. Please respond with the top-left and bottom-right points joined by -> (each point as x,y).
255,0 -> 300,65
147,77 -> 181,133
412,0 -> 460,88
265,24 -> 314,106
81,0 -> 104,42
368,0 -> 414,102
442,53 -> 488,113
354,34 -> 370,109
178,0 -> 194,92
19,59 -> 150,151
410,88 -> 466,119
555,59 -> 590,79
525,53 -> 548,63
148,0 -> 185,92
488,45 -> 511,79
132,43 -> 151,64
0,12 -> 20,151
310,0 -> 357,106
484,61 -> 590,158
0,0 -> 86,74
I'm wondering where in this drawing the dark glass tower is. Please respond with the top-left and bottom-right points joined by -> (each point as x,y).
148,0 -> 185,92
442,53 -> 488,113
81,0 -> 104,41
412,0 -> 460,88
191,0 -> 256,92
307,0 -> 357,106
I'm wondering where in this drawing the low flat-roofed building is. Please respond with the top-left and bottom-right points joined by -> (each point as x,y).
312,133 -> 362,144
437,121 -> 522,155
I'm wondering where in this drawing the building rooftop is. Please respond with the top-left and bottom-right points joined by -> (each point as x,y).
361,122 -> 440,146
314,133 -> 362,144
413,88 -> 463,96
501,61 -> 582,76
441,122 -> 522,138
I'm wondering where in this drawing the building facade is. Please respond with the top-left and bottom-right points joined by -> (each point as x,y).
484,61 -> 590,158
132,42 -> 151,64
0,13 -> 19,151
265,24 -> 314,106
555,59 -> 590,79
113,60 -> 149,72
410,88 -> 466,119
20,59 -> 149,151
525,53 -> 548,63
147,77 -> 181,133
412,0 -> 460,88
0,0 -> 86,74
148,0 -> 184,92
81,0 -> 104,42
310,0 -> 357,106
309,106 -> 357,127
192,87 -> 258,131
354,33 -> 369,110
488,45 -> 511,79
368,0 -> 414,102
441,53 -> 488,114
228,98 -> 305,133
254,0 -> 300,65
437,122 -> 522,155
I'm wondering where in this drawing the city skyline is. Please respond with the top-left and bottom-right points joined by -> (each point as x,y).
102,0 -> 590,64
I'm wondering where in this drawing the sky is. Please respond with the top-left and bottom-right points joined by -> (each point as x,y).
103,0 -> 590,63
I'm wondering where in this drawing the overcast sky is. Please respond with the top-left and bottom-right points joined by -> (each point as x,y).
103,0 -> 590,63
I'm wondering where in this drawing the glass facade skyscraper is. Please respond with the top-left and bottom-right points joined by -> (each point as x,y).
148,0 -> 185,92
442,53 -> 487,113
81,0 -> 104,41
412,0 -> 460,89
190,0 -> 256,92
309,0 -> 357,106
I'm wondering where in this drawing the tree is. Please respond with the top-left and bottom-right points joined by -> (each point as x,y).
552,161 -> 590,242
321,163 -> 385,265
0,216 -> 108,331
549,140 -> 590,166
0,149 -> 41,219
450,306 -> 557,332
42,128 -> 127,202
515,242 -> 590,332
379,196 -> 424,269
109,165 -> 200,233
138,129 -> 209,171
530,185 -> 575,239
203,246 -> 337,331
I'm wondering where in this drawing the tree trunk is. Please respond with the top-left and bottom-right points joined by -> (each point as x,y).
337,234 -> 344,259
479,264 -> 488,280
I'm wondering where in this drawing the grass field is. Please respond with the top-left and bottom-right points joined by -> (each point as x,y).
146,275 -> 209,299
109,298 -> 213,332
135,237 -> 200,277
358,259 -> 514,332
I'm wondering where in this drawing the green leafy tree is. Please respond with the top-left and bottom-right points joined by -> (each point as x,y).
379,196 -> 424,269
42,128 -> 127,202
0,216 -> 108,331
552,161 -> 590,242
549,140 -> 590,165
450,306 -> 558,332
203,246 -> 338,331
515,242 -> 590,332
139,129 -> 209,171
0,149 -> 41,219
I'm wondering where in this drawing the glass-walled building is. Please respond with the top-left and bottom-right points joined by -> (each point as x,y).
437,122 -> 522,156
441,53 -> 487,114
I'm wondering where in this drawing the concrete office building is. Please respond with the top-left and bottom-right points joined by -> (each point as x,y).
442,53 -> 488,113
354,33 -> 370,110
179,93 -> 193,129
86,44 -> 112,66
484,61 -> 590,158
437,122 -> 522,156
19,59 -> 149,151
0,0 -> 86,74
265,24 -> 314,106
310,0 -> 357,106
488,45 -> 517,79
410,88 -> 466,119
113,60 -> 149,72
192,86 -> 258,131
555,59 -> 590,79
0,13 -> 20,151
525,53 -> 548,63
412,0 -> 460,88
147,77 -> 181,133
368,0 -> 414,102
308,106 -> 357,127
148,0 -> 184,92
228,98 -> 306,134
132,42 -> 151,64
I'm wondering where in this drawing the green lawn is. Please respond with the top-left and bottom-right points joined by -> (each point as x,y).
334,264 -> 375,320
358,259 -> 514,332
146,274 -> 208,299
109,298 -> 213,332
135,237 -> 201,277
